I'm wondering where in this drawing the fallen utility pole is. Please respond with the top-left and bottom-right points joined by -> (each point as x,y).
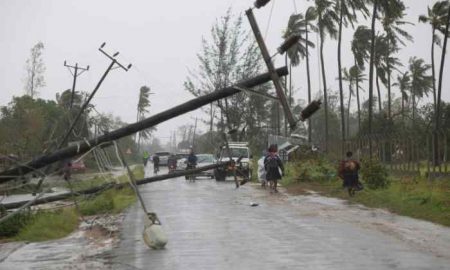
1,163 -> 229,210
0,67 -> 288,183
246,8 -> 297,130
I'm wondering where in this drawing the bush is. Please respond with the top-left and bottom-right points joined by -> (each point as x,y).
0,210 -> 34,238
360,158 -> 390,190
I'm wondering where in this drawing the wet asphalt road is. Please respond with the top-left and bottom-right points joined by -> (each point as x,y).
112,165 -> 450,270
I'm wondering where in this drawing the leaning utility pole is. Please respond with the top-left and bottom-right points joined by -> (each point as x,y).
33,43 -> 131,192
246,0 -> 297,131
0,67 -> 288,183
58,42 -> 132,149
64,61 -> 89,109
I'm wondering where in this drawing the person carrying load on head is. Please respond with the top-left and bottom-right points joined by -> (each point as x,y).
338,151 -> 362,197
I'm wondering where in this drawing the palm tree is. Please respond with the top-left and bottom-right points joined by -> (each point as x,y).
335,0 -> 368,149
408,57 -> 433,124
137,86 -> 152,152
381,2 -> 412,120
419,1 -> 450,111
435,3 -> 450,136
342,66 -> 366,133
316,0 -> 339,151
367,0 -> 404,154
393,71 -> 410,123
283,7 -> 317,143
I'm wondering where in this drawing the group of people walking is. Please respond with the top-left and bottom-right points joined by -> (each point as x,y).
258,144 -> 362,196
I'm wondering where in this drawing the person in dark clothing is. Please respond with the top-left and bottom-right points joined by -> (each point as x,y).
264,144 -> 284,193
153,155 -> 160,174
186,149 -> 198,182
338,151 -> 361,196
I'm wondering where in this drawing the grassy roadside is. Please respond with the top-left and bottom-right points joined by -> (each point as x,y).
0,165 -> 144,242
281,160 -> 450,227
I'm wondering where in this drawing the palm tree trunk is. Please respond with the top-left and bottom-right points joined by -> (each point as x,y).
368,1 -> 378,156
347,84 -> 352,138
436,6 -> 450,134
376,69 -> 382,112
306,24 -> 312,144
412,92 -> 416,125
337,0 -> 346,154
401,95 -> 405,123
355,59 -> 361,133
319,24 -> 329,151
387,39 -> 391,120
431,27 -> 437,111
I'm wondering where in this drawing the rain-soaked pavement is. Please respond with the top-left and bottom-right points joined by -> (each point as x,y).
111,166 -> 450,270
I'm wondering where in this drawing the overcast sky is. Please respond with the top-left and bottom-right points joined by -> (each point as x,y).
0,0 -> 449,144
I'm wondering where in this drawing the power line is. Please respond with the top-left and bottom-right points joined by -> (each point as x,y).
264,0 -> 276,39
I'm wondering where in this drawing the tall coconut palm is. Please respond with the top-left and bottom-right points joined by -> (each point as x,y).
408,57 -> 433,124
419,1 -> 450,111
283,7 -> 318,143
435,3 -> 450,135
367,0 -> 404,154
335,0 -> 368,149
393,71 -> 410,123
342,66 -> 366,134
137,86 -> 152,152
316,0 -> 339,151
381,2 -> 412,120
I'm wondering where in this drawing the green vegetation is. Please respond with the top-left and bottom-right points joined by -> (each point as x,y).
0,166 -> 143,242
14,208 -> 78,242
282,159 -> 450,227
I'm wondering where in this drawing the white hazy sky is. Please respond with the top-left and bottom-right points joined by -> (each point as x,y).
0,0 -> 449,143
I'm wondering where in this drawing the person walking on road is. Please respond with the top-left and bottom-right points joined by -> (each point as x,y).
186,149 -> 198,182
152,154 -> 160,174
338,151 -> 361,197
258,151 -> 267,188
143,150 -> 150,167
264,145 -> 284,193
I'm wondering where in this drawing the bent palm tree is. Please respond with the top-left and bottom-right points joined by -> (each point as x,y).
381,1 -> 412,120
283,7 -> 317,142
393,71 -> 410,123
316,0 -> 339,151
419,1 -> 450,111
408,57 -> 433,124
336,0 -> 368,149
137,86 -> 152,152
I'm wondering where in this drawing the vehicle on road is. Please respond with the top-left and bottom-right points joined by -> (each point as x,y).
194,154 -> 215,179
214,142 -> 252,181
153,151 -> 171,166
71,160 -> 86,173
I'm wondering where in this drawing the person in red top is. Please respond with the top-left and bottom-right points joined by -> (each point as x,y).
338,151 -> 361,196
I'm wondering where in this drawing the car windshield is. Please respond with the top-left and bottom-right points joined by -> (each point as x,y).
155,152 -> 170,156
221,148 -> 249,158
197,155 -> 214,163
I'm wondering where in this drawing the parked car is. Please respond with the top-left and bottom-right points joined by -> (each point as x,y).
71,160 -> 86,173
195,154 -> 216,178
153,151 -> 171,166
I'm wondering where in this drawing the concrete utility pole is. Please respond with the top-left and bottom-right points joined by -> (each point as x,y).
0,67 -> 288,183
33,43 -> 132,192
58,42 -> 132,149
246,5 -> 297,131
63,61 -> 89,109
192,117 -> 198,149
